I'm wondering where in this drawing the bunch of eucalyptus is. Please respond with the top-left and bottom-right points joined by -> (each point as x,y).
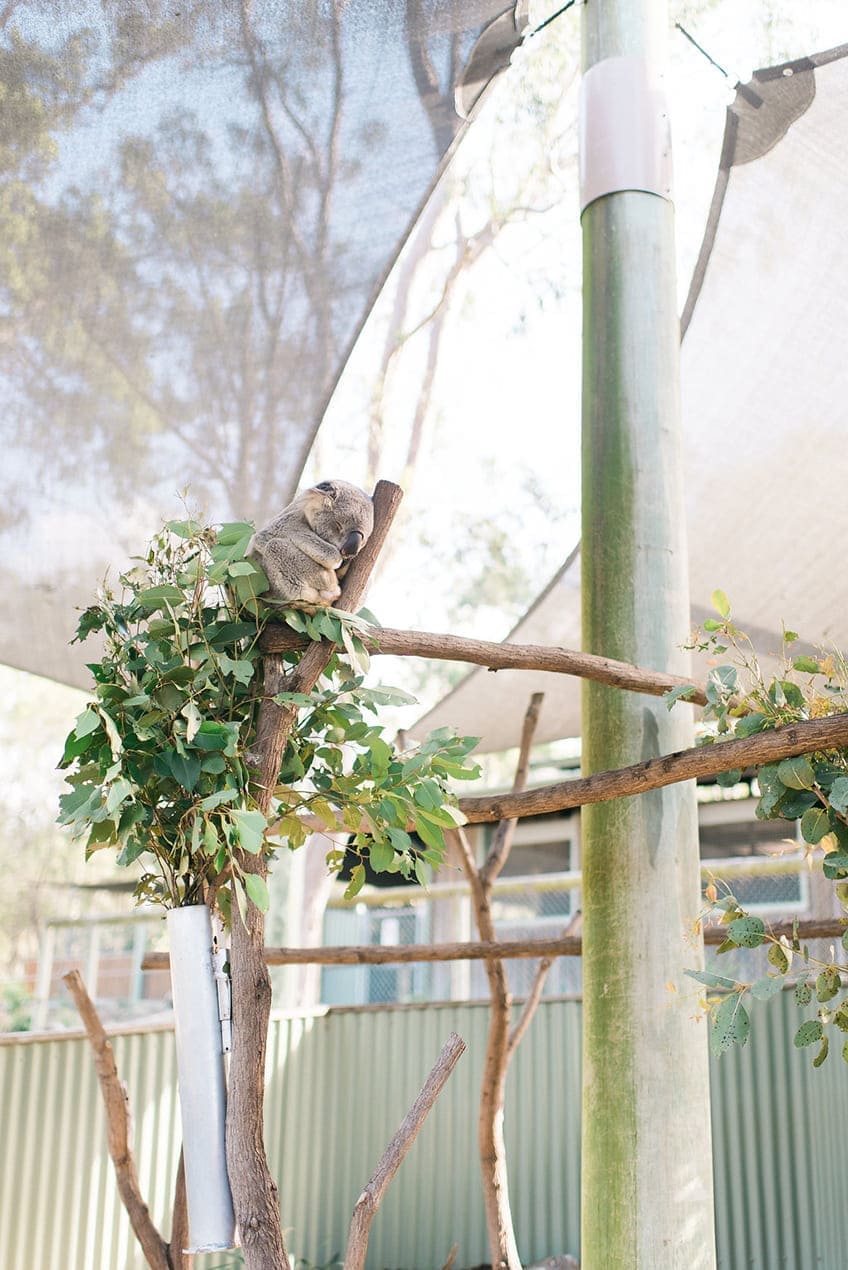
58,518 -> 479,922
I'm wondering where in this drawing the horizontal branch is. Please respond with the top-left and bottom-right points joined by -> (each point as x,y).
141,918 -> 847,972
261,623 -> 711,706
458,713 -> 848,823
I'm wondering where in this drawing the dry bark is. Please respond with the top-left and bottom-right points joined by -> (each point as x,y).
458,712 -> 848,823
449,693 -> 546,1270
228,479 -> 403,1270
262,623 -> 713,708
343,1032 -> 466,1270
143,917 -> 848,974
63,970 -> 174,1270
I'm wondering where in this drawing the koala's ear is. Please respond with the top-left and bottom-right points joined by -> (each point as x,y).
314,480 -> 336,497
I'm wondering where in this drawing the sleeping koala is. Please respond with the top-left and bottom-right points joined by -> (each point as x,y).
249,479 -> 374,606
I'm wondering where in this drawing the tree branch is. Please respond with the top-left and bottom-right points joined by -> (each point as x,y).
63,970 -> 172,1270
507,952 -> 555,1063
261,623 -> 713,708
141,917 -> 848,973
343,1032 -> 466,1270
480,691 -> 543,887
227,480 -> 403,1270
459,712 -> 848,823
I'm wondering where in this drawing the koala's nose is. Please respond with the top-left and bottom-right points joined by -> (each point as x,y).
340,530 -> 365,558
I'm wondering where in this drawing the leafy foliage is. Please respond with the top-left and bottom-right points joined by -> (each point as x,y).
673,594 -> 848,1064
58,520 -> 479,917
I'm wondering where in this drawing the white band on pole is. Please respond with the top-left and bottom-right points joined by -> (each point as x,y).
578,55 -> 673,212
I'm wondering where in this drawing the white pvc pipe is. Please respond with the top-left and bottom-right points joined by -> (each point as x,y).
167,904 -> 236,1253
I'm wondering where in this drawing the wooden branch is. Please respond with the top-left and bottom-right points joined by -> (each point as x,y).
63,970 -> 171,1270
144,936 -> 582,970
228,480 -> 403,1270
170,1151 -> 192,1270
343,1032 -> 466,1270
458,712 -> 848,823
142,918 -> 848,973
507,952 -> 556,1062
261,624 -> 712,707
480,692 -> 544,887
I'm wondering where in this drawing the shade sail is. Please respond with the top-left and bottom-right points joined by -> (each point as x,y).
0,1 -> 522,688
413,44 -> 848,751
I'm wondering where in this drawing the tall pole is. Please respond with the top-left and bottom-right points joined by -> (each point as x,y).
579,3 -> 716,1267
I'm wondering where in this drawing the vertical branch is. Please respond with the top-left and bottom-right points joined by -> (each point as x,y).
227,481 -> 403,1270
63,970 -> 172,1270
449,691 -> 545,1270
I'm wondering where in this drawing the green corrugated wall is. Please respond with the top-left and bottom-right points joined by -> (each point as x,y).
1,992 -> 845,1269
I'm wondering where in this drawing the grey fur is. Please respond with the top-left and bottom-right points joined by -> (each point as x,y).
249,479 -> 374,606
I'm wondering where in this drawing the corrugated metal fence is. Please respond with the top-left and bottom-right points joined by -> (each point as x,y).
1,992 -> 845,1269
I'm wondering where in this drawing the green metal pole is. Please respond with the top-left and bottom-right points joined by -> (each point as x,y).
580,3 -> 716,1267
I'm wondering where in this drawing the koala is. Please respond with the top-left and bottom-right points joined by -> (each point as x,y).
249,479 -> 374,606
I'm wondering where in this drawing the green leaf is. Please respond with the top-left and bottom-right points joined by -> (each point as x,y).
231,876 -> 248,927
663,684 -> 698,710
230,809 -> 267,855
829,777 -> 848,816
154,750 -> 201,793
727,915 -> 766,948
813,1035 -> 830,1067
369,840 -> 394,873
777,756 -> 816,791
767,942 -> 790,974
801,807 -> 832,845
816,967 -> 841,1003
710,994 -> 750,1056
735,712 -> 768,738
74,708 -> 101,739
166,519 -> 202,538
243,873 -> 270,912
794,1019 -> 824,1048
344,864 -> 366,901
823,853 -> 848,881
793,656 -> 821,674
750,975 -> 784,1001
711,589 -> 731,619
412,812 -> 446,854
135,584 -> 186,609
199,788 -> 240,811
794,979 -> 813,1006
414,857 -> 430,887
685,969 -> 738,990
181,700 -> 203,744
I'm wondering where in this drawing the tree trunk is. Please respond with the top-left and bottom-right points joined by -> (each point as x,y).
227,481 -> 403,1270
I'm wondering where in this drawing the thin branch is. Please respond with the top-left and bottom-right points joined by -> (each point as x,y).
261,623 -> 714,708
459,712 -> 848,823
480,692 -> 544,887
141,918 -> 848,974
507,953 -> 555,1062
63,970 -> 171,1270
343,1032 -> 466,1270
170,1151 -> 192,1270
